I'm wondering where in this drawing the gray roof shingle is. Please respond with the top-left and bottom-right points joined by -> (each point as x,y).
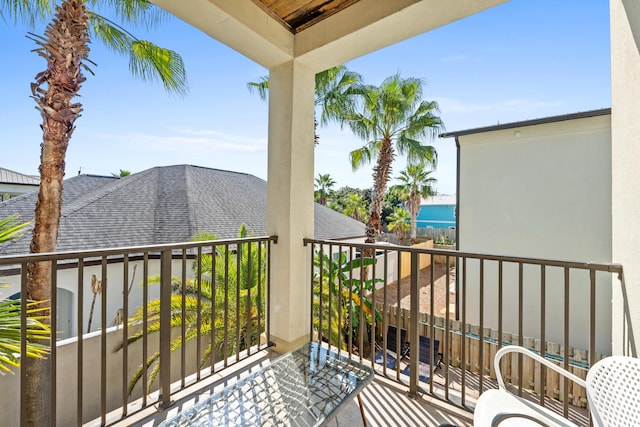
0,165 -> 364,254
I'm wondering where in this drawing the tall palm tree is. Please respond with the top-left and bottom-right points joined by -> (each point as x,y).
0,215 -> 50,374
342,74 -> 443,245
247,65 -> 361,145
392,164 -> 437,243
3,1 -> 187,423
314,173 -> 335,206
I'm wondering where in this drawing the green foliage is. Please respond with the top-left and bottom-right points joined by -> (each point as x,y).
0,215 -> 50,374
434,235 -> 455,245
0,297 -> 50,374
381,186 -> 403,227
312,248 -> 382,349
122,225 -> 266,394
111,169 -> 131,177
0,215 -> 29,244
328,186 -> 370,215
386,207 -> 411,242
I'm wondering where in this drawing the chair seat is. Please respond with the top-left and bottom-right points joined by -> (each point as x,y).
401,363 -> 430,383
374,349 -> 399,369
474,389 -> 579,427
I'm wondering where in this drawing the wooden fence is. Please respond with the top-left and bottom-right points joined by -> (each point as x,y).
378,305 -> 603,408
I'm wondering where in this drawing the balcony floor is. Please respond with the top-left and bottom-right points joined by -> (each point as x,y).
107,349 -> 473,427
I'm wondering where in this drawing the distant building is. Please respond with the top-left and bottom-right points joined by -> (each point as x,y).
416,194 -> 456,229
0,167 -> 39,201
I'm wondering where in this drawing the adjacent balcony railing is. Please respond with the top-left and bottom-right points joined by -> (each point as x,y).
0,235 -> 276,426
305,238 -> 624,424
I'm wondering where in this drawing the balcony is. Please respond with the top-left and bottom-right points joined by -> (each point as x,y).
0,236 -> 623,426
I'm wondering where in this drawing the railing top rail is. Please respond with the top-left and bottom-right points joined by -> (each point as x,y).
0,235 -> 278,266
303,238 -> 623,275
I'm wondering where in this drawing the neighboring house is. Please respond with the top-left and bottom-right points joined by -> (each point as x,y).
416,194 -> 456,230
0,167 -> 39,201
441,108 -> 612,353
0,164 -> 366,338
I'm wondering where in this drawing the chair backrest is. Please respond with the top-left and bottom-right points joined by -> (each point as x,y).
417,335 -> 440,365
386,325 -> 407,353
586,356 -> 640,427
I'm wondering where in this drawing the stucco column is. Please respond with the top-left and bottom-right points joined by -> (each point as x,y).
611,0 -> 640,357
266,60 -> 316,353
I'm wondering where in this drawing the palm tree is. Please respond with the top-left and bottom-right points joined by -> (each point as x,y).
248,65 -> 361,145
0,215 -> 50,374
342,74 -> 443,245
121,225 -> 266,394
2,0 -> 187,422
392,164 -> 437,243
341,192 -> 369,222
386,207 -> 411,244
314,173 -> 335,205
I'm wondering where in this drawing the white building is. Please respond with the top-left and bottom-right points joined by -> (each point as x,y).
443,108 -> 612,353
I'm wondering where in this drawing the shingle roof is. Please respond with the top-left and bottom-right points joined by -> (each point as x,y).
0,165 -> 364,254
0,167 -> 40,185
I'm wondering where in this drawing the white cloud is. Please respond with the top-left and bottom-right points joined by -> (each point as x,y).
96,128 -> 268,153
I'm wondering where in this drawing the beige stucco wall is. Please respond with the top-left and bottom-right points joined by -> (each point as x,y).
458,114 -> 613,354
611,0 -> 640,357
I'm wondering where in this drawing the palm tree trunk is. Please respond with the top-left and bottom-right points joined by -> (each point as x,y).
25,1 -> 90,424
410,194 -> 419,243
366,139 -> 395,244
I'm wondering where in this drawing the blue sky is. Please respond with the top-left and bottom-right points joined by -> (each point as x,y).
2,0 -> 610,195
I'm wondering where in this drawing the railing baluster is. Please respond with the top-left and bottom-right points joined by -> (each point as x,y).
444,255 -> 451,401
77,259 -> 84,426
461,256 -> 467,407
182,249 -> 187,383
197,246 -> 203,380
479,258 -> 484,394
100,257 -> 107,424
121,255 -> 128,417
159,249 -> 172,409
540,265 -> 546,407
563,266 -> 570,418
518,262 -> 523,396
409,251 -> 419,395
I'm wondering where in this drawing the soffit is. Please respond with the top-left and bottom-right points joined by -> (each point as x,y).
252,0 -> 361,33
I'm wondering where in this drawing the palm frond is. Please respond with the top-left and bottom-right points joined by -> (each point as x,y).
246,76 -> 269,101
0,0 -> 54,27
0,215 -> 30,244
88,12 -> 187,96
86,0 -> 167,30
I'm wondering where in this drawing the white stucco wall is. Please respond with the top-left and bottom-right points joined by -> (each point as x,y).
611,0 -> 640,357
458,114 -> 613,354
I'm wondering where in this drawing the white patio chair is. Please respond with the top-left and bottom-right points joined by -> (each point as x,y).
474,345 -> 583,426
586,355 -> 640,426
474,345 -> 640,427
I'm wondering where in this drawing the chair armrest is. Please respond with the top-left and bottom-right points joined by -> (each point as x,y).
494,346 -> 586,390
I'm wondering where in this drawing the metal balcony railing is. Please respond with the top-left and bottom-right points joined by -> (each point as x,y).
0,235 -> 276,426
305,238 -> 624,424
